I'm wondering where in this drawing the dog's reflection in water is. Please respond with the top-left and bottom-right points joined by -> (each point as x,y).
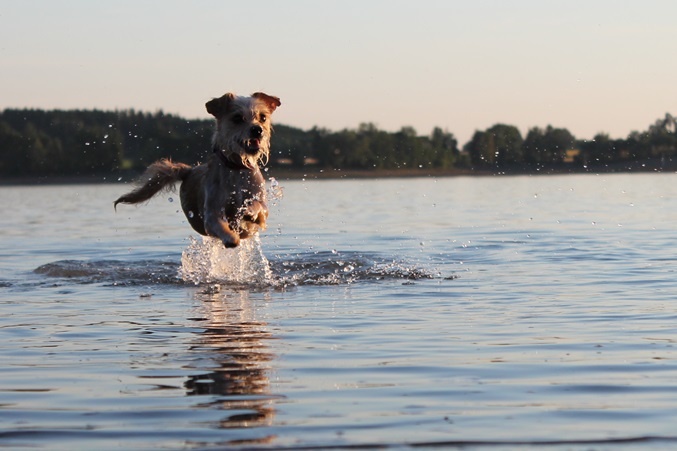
185,289 -> 277,439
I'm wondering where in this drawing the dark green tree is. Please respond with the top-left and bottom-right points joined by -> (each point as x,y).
523,125 -> 575,165
466,124 -> 523,167
647,113 -> 677,159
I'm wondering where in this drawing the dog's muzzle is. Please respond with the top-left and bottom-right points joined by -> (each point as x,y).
241,126 -> 264,154
240,139 -> 261,154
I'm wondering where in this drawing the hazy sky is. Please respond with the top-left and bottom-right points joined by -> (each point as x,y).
1,0 -> 675,144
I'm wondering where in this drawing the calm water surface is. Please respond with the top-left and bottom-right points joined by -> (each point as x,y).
2,173 -> 677,449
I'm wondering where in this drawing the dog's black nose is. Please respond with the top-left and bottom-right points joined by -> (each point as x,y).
250,125 -> 263,138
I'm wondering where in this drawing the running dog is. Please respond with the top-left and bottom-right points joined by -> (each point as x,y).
114,92 -> 281,248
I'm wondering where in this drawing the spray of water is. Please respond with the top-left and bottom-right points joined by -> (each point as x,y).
179,234 -> 273,286
179,177 -> 283,286
174,178 -> 441,287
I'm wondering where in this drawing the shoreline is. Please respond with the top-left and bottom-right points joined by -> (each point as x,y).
1,162 -> 675,186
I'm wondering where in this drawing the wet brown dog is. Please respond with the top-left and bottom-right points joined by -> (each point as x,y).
114,92 -> 281,248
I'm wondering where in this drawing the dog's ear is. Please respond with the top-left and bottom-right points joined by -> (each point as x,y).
252,92 -> 281,112
205,93 -> 236,117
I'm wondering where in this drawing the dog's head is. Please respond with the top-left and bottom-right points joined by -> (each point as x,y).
206,92 -> 281,168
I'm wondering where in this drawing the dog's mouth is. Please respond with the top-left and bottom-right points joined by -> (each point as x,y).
240,138 -> 262,154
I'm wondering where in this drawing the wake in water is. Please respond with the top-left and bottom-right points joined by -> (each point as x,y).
30,243 -> 441,289
178,232 -> 440,287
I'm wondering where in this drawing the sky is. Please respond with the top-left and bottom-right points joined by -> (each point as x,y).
1,0 -> 676,145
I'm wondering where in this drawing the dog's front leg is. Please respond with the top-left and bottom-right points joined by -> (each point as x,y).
236,200 -> 268,239
203,193 -> 239,248
204,209 -> 239,248
243,200 -> 268,229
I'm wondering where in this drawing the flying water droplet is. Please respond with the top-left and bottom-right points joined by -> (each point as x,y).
268,177 -> 284,200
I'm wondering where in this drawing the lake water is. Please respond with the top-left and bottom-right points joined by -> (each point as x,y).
2,173 -> 677,450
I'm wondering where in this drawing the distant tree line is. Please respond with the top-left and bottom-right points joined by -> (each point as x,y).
464,114 -> 677,170
0,108 -> 675,178
0,109 -> 212,177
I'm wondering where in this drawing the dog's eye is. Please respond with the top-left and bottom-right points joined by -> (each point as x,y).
231,114 -> 246,124
259,114 -> 267,123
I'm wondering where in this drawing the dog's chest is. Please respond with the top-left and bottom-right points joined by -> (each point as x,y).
221,169 -> 265,210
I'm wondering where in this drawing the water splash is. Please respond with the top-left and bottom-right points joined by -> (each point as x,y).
32,240 -> 443,288
268,177 -> 284,206
269,251 -> 438,287
179,234 -> 273,286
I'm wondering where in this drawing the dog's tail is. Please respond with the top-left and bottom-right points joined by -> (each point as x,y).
114,159 -> 192,209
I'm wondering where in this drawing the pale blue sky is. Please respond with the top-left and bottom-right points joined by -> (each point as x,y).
1,0 -> 675,144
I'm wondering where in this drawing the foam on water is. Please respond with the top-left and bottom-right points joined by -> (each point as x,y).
179,234 -> 273,286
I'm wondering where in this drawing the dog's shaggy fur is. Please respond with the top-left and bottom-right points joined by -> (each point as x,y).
114,92 -> 281,248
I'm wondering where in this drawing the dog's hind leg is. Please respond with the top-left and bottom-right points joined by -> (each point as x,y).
114,159 -> 192,209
